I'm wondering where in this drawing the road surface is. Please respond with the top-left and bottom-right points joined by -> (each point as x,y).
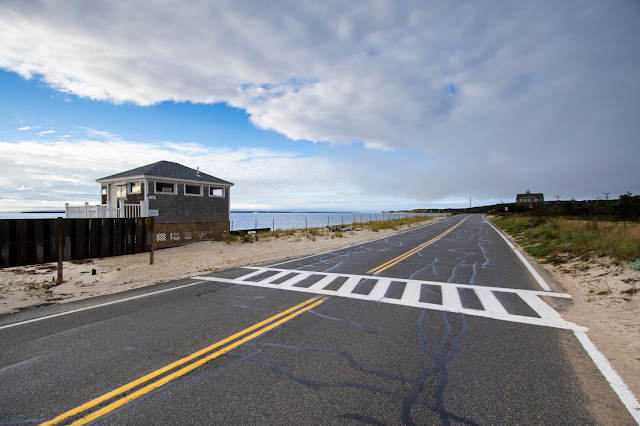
1,214 -> 637,424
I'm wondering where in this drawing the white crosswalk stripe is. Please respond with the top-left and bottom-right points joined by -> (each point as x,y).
192,267 -> 583,331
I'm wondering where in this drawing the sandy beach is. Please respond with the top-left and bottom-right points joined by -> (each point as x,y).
0,224 -> 430,315
1,219 -> 638,402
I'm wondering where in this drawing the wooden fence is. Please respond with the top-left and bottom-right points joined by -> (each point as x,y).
0,218 -> 152,269
152,221 -> 230,249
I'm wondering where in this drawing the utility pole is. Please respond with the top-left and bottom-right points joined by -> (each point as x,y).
556,195 -> 560,201
469,197 -> 471,208
603,192 -> 610,201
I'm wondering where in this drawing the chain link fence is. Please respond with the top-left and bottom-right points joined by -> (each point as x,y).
154,221 -> 229,249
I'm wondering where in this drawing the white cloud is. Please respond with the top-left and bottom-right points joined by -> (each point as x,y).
0,135 -> 353,211
17,126 -> 30,131
0,1 -> 638,204
0,132 -> 487,212
1,129 -> 637,213
37,130 -> 55,136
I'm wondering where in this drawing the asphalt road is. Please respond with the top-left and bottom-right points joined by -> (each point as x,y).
0,214 -> 636,424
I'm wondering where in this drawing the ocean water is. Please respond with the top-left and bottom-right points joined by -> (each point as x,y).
229,212 -> 441,231
0,211 -> 443,231
0,212 -> 65,220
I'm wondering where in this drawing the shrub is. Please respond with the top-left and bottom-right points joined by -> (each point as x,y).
224,233 -> 239,244
491,215 -> 640,262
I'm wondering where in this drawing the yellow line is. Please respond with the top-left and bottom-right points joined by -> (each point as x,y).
367,217 -> 469,275
72,296 -> 327,425
41,296 -> 325,426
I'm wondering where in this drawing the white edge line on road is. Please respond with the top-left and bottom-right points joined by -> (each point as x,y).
0,280 -> 207,331
483,215 -> 551,291
574,329 -> 640,423
483,215 -> 640,423
266,215 -> 454,268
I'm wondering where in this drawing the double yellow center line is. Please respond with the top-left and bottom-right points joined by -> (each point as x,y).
41,295 -> 327,425
368,217 -> 469,275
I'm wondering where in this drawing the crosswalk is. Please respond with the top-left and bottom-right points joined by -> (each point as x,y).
193,267 -> 582,331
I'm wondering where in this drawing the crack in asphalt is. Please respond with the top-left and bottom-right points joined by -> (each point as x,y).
246,355 -> 403,397
187,216 -> 481,423
104,350 -> 264,419
308,310 -> 378,334
339,413 -> 387,425
196,293 -> 282,314
442,223 -> 493,285
219,307 -> 476,425
245,342 -> 412,384
124,346 -> 184,359
402,310 -> 475,426
287,234 -> 424,274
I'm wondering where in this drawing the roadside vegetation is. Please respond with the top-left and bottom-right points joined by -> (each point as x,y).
224,215 -> 437,244
367,215 -> 434,231
491,215 -> 640,264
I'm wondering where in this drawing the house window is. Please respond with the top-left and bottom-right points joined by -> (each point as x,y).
155,182 -> 176,194
209,187 -> 225,197
129,182 -> 141,194
185,184 -> 202,196
116,185 -> 127,198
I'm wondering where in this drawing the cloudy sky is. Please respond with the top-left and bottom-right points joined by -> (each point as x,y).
1,1 -> 639,212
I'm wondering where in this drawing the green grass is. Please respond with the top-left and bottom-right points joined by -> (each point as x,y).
224,215 -> 436,243
366,215 -> 436,232
491,215 -> 640,262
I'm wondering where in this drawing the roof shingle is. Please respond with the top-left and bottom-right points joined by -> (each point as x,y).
96,161 -> 233,186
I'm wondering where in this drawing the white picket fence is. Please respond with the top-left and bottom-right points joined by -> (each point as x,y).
65,201 -> 148,219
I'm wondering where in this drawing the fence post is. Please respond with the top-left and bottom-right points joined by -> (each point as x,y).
146,217 -> 155,265
56,217 -> 64,284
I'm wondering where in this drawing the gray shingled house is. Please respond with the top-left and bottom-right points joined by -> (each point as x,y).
94,161 -> 233,223
515,190 -> 544,207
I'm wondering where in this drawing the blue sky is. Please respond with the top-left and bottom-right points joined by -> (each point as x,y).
1,1 -> 639,212
0,70 -> 303,153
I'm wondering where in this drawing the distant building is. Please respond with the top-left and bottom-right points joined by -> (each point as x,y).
67,161 -> 233,224
516,190 -> 544,207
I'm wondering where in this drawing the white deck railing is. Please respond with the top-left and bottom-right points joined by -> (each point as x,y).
65,201 -> 148,219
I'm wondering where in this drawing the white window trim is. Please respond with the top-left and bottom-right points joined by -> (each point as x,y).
154,181 -> 177,195
184,184 -> 203,197
128,181 -> 142,195
116,184 -> 127,199
209,186 -> 225,198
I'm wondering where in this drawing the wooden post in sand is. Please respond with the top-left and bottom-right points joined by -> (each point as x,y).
146,217 -> 155,265
56,217 -> 63,284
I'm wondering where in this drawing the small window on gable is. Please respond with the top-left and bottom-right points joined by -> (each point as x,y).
155,182 -> 175,194
209,187 -> 224,197
185,184 -> 202,196
129,182 -> 141,194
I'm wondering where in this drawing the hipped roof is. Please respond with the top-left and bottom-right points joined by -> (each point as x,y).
96,161 -> 233,186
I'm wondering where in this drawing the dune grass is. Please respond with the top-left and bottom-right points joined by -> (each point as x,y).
224,215 -> 437,243
491,215 -> 640,263
367,215 -> 436,232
